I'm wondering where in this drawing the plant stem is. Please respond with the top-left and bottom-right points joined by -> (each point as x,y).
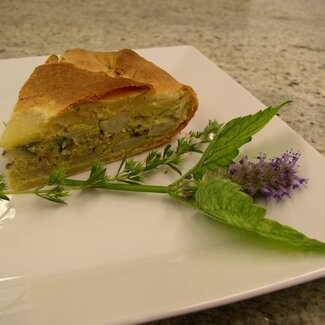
1,182 -> 169,197
90,183 -> 169,194
1,189 -> 51,196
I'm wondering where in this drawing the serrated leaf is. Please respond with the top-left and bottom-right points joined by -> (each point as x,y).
194,177 -> 325,249
195,102 -> 291,177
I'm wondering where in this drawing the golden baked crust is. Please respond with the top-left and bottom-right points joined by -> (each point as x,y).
0,48 -> 198,189
59,48 -> 183,92
16,62 -> 151,113
0,49 -> 197,149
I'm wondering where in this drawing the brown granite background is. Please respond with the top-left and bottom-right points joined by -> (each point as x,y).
0,0 -> 324,324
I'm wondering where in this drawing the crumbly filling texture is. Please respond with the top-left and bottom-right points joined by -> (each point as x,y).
4,91 -> 193,189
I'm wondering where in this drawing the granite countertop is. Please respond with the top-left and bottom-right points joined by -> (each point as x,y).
0,0 -> 324,324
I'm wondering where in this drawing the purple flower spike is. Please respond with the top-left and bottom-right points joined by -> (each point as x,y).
257,153 -> 266,165
223,150 -> 307,201
229,164 -> 238,175
273,191 -> 282,201
290,153 -> 300,167
293,175 -> 306,184
261,187 -> 273,197
282,169 -> 291,180
239,156 -> 249,166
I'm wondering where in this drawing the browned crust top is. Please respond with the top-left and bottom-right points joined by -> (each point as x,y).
59,48 -> 183,90
16,61 -> 150,113
14,48 -> 187,114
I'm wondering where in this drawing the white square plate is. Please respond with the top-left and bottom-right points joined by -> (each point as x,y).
0,46 -> 324,325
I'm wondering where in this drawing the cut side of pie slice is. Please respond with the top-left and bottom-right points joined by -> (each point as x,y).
0,49 -> 198,189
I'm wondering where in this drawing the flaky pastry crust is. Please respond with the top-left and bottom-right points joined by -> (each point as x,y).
0,49 -> 197,149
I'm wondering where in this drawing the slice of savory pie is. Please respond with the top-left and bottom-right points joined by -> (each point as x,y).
0,49 -> 198,189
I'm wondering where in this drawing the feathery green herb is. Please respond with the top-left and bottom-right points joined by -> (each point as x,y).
1,101 -> 324,249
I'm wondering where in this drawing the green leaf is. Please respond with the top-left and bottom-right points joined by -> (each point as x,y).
167,163 -> 182,175
194,101 -> 291,178
194,177 -> 325,249
48,169 -> 66,186
36,193 -> 68,205
83,160 -> 108,187
116,154 -> 127,176
163,144 -> 172,159
35,185 -> 69,205
190,120 -> 222,142
176,138 -> 199,155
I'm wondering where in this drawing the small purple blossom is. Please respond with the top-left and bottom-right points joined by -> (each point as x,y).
261,187 -> 273,197
224,151 -> 308,201
229,166 -> 238,175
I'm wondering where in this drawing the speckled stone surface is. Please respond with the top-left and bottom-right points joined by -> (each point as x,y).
0,0 -> 324,324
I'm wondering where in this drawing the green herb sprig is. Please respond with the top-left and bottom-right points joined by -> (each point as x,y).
1,101 -> 324,249
0,120 -> 222,203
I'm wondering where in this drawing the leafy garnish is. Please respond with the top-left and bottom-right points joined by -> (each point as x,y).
194,177 -> 324,248
192,101 -> 291,179
1,101 -> 323,249
35,185 -> 69,205
190,120 -> 222,142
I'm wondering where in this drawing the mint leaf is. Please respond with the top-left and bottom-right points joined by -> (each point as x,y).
194,177 -> 325,249
195,177 -> 266,223
194,101 -> 291,178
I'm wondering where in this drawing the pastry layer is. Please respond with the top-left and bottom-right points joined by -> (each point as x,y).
4,89 -> 195,189
0,48 -> 198,189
